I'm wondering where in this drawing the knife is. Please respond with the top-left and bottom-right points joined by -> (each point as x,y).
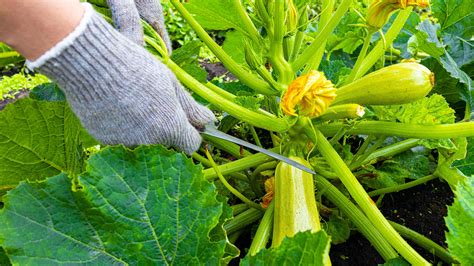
200,124 -> 316,175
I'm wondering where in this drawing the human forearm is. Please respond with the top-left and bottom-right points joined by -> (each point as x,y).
0,0 -> 84,60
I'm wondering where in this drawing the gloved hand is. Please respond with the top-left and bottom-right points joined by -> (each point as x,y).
27,3 -> 214,154
107,0 -> 172,53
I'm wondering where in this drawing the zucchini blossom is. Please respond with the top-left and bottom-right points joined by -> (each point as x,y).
281,71 -> 337,118
366,0 -> 429,29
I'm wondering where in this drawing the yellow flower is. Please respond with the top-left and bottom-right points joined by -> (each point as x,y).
261,177 -> 274,209
366,0 -> 429,29
281,71 -> 336,118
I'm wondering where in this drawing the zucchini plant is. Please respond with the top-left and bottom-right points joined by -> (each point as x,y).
0,0 -> 473,265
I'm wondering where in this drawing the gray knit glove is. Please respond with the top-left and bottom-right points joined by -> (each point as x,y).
27,4 -> 214,154
107,0 -> 172,52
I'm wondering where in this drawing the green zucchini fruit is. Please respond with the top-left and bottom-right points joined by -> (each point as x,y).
272,157 -> 321,247
332,62 -> 434,106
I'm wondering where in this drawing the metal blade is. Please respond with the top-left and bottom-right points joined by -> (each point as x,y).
202,126 -> 316,175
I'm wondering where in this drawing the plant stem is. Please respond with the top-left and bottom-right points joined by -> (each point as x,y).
192,152 -> 212,167
249,201 -> 274,256
206,149 -> 263,210
268,1 -> 293,84
368,175 -> 437,197
204,135 -> 252,159
170,0 -> 275,95
355,8 -> 412,79
318,121 -> 474,139
316,176 -> 398,260
307,127 -> 429,265
224,208 -> 264,235
389,221 -> 458,264
204,149 -> 278,179
249,126 -> 263,148
166,60 -> 289,132
232,0 -> 262,44
292,0 -> 351,71
350,136 -> 387,170
345,31 -> 374,83
302,0 -> 334,73
232,203 -> 249,216
361,139 -> 420,165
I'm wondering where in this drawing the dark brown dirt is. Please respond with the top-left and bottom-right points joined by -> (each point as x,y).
330,178 -> 454,265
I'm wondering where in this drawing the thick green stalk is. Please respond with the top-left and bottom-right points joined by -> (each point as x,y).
232,0 -> 262,44
345,31 -> 374,83
302,0 -> 334,73
249,201 -> 274,256
224,208 -> 264,235
389,221 -> 458,264
354,8 -> 412,79
170,0 -> 275,95
204,135 -> 252,159
316,176 -> 398,260
205,82 -> 277,117
362,139 -> 420,165
268,1 -> 293,84
292,0 -> 351,71
204,149 -> 277,179
206,149 -> 263,210
166,60 -> 289,132
318,121 -> 474,139
191,152 -> 212,168
232,203 -> 249,216
368,175 -> 437,197
308,127 -> 429,265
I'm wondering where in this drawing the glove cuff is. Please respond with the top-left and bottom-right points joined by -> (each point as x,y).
26,3 -> 95,70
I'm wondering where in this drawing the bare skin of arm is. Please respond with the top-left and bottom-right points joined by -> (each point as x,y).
0,0 -> 84,60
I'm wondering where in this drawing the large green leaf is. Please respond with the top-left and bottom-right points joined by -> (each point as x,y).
241,231 -> 331,265
0,247 -> 11,266
0,145 -> 230,264
453,137 -> 474,176
445,175 -> 474,265
431,0 -> 473,34
413,20 -> 473,114
184,0 -> 247,32
0,98 -> 96,194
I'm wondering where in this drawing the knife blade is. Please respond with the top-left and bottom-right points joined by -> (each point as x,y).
201,125 -> 316,175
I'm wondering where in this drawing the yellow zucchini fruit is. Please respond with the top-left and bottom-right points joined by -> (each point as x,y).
332,62 -> 434,106
272,157 -> 321,247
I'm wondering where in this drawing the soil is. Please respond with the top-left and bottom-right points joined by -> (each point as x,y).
330,178 -> 454,265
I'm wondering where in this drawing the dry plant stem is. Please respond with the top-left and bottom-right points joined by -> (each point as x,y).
170,0 -> 275,95
319,121 -> 474,139
249,201 -> 274,256
355,8 -> 412,79
307,127 -> 429,265
302,0 -> 334,73
389,221 -> 458,264
368,175 -> 437,197
292,0 -> 351,71
316,176 -> 398,260
205,149 -> 263,211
